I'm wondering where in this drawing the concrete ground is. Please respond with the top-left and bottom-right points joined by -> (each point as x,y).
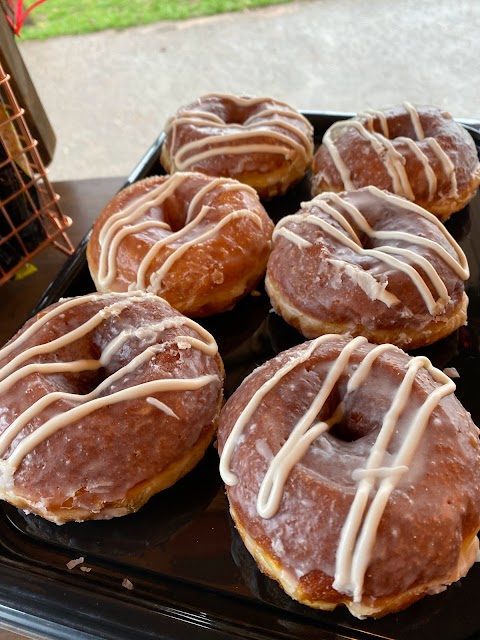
17,0 -> 480,183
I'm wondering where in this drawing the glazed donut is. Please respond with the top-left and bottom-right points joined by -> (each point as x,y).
87,172 -> 274,317
311,104 -> 480,220
217,334 -> 480,618
0,291 -> 224,524
265,186 -> 469,349
160,93 -> 314,199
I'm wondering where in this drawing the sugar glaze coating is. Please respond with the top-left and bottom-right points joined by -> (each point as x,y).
218,335 -> 480,618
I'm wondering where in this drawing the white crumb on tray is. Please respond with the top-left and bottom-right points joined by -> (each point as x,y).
66,556 -> 85,570
80,566 -> 92,573
443,367 -> 460,379
122,578 -> 134,590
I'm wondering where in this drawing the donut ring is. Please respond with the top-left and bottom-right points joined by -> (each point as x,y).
265,186 -> 469,349
0,291 -> 224,523
311,104 -> 480,220
217,334 -> 480,618
87,172 -> 274,317
160,93 -> 314,199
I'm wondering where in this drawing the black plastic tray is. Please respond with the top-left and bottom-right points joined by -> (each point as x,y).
2,113 -> 480,640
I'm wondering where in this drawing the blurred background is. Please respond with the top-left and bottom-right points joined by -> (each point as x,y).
16,0 -> 480,182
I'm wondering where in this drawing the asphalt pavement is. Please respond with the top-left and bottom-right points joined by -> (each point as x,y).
17,0 -> 480,182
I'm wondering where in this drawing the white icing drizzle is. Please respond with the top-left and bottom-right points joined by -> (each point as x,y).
364,187 -> 467,271
274,227 -> 313,249
146,208 -> 263,293
403,101 -> 426,140
220,337 -> 457,603
146,397 -> 179,419
351,465 -> 408,481
425,137 -> 458,198
166,94 -> 312,171
0,344 -> 166,458
322,105 -> 458,200
256,336 -> 367,519
173,132 -> 299,169
276,212 -> 442,312
0,293 -> 219,472
98,175 -> 182,246
274,186 -> 468,313
330,261 -> 400,308
5,375 -> 217,473
96,174 -> 262,293
335,356 -> 455,602
0,298 -> 132,385
97,173 -> 186,287
323,122 -> 354,190
0,292 -> 117,362
324,119 -> 414,199
0,359 -> 100,396
359,110 -> 390,138
304,198 -> 363,246
396,137 -> 437,199
220,335 -> 337,487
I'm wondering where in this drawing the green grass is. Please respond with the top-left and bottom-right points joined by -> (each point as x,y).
19,0 -> 294,40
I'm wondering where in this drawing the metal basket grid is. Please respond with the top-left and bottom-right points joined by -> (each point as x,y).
0,61 -> 73,285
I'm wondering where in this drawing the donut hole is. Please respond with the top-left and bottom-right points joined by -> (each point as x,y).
329,421 -> 365,443
160,198 -> 188,232
159,176 -> 219,232
47,367 -> 107,396
305,383 -> 373,444
329,410 -> 376,443
221,102 -> 250,126
48,338 -> 106,395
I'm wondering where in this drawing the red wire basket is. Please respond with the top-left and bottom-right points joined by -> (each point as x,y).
0,60 -> 73,285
